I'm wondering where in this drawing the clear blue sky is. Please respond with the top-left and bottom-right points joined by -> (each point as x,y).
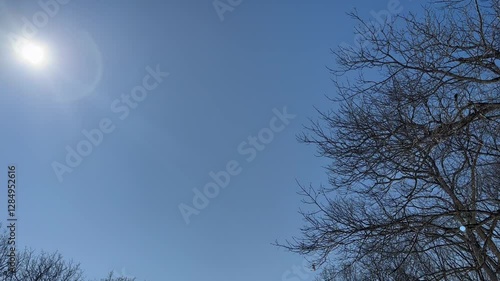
0,0 -> 421,280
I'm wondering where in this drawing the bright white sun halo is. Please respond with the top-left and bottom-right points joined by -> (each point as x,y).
17,41 -> 47,66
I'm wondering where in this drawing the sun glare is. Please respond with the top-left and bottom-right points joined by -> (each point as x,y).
17,41 -> 47,67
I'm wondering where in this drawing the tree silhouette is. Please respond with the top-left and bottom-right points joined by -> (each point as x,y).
278,0 -> 500,280
0,226 -> 141,281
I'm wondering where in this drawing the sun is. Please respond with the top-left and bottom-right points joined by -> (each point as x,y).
16,41 -> 48,67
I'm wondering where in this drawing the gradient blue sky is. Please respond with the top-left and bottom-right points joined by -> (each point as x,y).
0,0 -> 421,280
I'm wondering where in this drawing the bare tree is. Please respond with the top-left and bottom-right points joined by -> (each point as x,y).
278,0 -> 500,280
0,247 -> 84,281
0,227 -> 142,281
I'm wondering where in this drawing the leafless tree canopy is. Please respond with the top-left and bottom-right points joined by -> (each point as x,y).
0,229 -> 84,281
279,0 -> 500,280
0,228 -> 138,281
